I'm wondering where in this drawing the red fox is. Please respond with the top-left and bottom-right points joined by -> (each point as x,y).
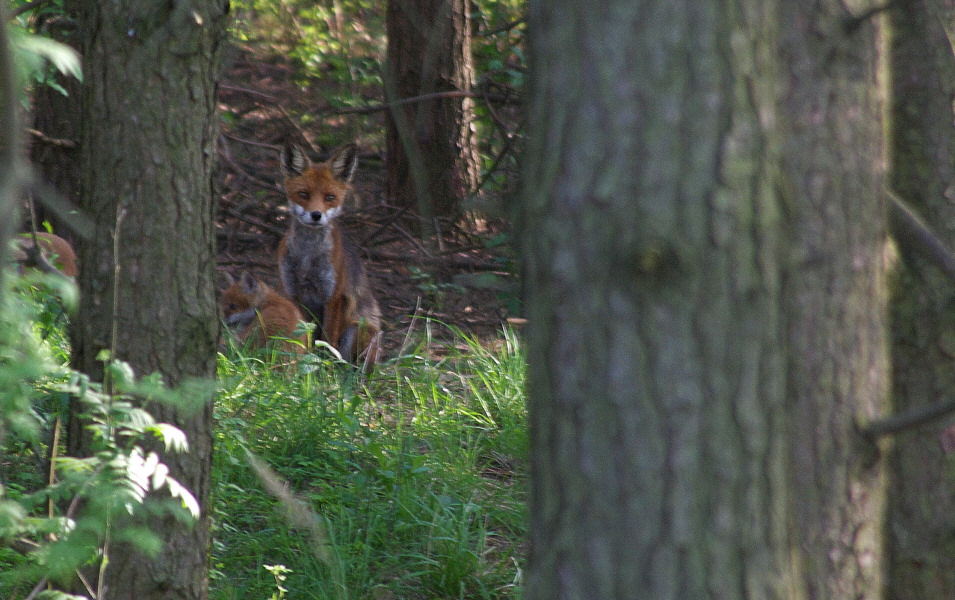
14,232 -> 78,278
277,142 -> 382,365
220,270 -> 307,356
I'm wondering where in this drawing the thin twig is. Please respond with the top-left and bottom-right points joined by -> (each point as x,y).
75,568 -> 96,599
10,0 -> 53,20
222,132 -> 279,151
276,104 -> 311,145
219,84 -> 279,103
216,257 -> 277,269
887,189 -> 955,284
107,207 -> 127,391
861,397 -> 955,438
471,133 -> 515,196
330,89 -> 518,116
218,136 -> 281,191
860,190 -> 955,438
482,16 -> 526,37
359,204 -> 412,247
222,206 -> 285,236
22,577 -> 49,600
27,127 -> 77,149
398,297 -> 424,358
364,247 -> 502,271
47,416 -> 61,518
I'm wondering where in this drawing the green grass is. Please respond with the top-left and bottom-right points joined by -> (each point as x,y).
1,277 -> 527,600
211,323 -> 527,600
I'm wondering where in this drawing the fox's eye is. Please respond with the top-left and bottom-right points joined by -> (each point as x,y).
325,194 -> 335,202
227,303 -> 238,311
297,191 -> 309,200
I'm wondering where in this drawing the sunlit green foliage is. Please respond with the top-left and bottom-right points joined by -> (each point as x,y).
0,273 -> 204,598
2,275 -> 527,599
231,0 -> 385,94
228,0 -> 525,197
7,0 -> 82,97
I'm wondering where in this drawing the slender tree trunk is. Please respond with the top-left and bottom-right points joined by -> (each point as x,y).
385,0 -> 480,231
521,1 -> 795,597
885,1 -> 955,598
777,2 -> 890,597
71,2 -> 229,598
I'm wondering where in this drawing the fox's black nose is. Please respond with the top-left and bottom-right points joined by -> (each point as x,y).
310,211 -> 323,221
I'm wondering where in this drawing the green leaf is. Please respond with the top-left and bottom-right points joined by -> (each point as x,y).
14,33 -> 82,81
165,476 -> 200,519
148,423 -> 190,453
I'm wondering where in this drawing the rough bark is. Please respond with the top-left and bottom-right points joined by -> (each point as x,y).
777,1 -> 890,597
385,0 -> 480,230
71,1 -> 228,598
521,1 -> 794,598
885,1 -> 955,598
27,0 -> 82,236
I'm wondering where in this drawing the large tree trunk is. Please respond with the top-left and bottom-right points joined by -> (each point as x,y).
777,1 -> 890,597
521,1 -> 796,597
384,0 -> 480,232
71,2 -> 229,598
523,0 -> 892,598
885,1 -> 955,598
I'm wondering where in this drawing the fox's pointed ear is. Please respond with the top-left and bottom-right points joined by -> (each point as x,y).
238,270 -> 259,295
281,143 -> 309,177
221,271 -> 236,288
329,143 -> 359,183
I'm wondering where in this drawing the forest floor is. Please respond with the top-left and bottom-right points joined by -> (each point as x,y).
215,41 -> 519,356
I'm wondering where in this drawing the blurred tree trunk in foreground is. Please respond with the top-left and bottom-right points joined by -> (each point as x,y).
385,0 -> 481,233
521,1 -> 793,597
71,1 -> 229,598
521,0 -> 891,598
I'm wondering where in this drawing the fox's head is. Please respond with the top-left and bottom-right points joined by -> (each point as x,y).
221,270 -> 270,328
280,142 -> 359,228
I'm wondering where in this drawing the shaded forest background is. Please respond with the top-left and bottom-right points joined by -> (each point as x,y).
5,1 -> 955,600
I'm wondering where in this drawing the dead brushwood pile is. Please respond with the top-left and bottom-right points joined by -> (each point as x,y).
215,46 -> 516,356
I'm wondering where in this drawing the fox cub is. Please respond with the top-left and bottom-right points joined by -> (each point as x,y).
277,142 -> 382,364
15,232 -> 78,278
221,270 -> 307,355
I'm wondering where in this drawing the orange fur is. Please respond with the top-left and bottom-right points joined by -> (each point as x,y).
15,232 -> 78,278
220,271 -> 307,357
277,143 -> 382,365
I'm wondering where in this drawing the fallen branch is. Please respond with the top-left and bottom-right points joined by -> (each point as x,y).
330,89 -> 519,116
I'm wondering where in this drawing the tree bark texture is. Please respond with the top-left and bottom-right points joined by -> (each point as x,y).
71,1 -> 228,598
777,1 -> 890,598
27,0 -> 82,236
385,0 -> 480,228
885,1 -> 955,598
0,0 -> 22,285
521,2 -> 795,598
